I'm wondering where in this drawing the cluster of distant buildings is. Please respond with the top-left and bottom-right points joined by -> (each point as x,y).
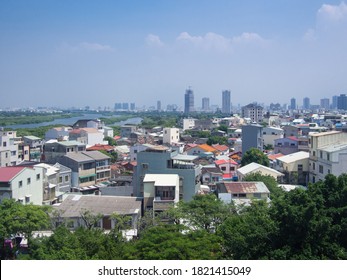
2,104 -> 347,238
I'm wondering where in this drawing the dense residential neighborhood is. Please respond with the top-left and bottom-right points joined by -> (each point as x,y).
1,103 -> 347,260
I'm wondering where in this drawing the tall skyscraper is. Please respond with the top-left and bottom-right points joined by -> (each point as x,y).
332,95 -> 338,109
157,100 -> 161,111
303,97 -> 310,110
320,98 -> 330,110
130,103 -> 135,111
202,97 -> 210,111
222,90 -> 231,114
184,88 -> 194,114
290,98 -> 296,110
337,94 -> 347,110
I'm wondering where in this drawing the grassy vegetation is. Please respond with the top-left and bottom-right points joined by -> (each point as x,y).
0,112 -> 82,126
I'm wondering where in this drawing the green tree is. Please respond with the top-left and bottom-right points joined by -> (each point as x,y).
243,173 -> 284,199
241,147 -> 270,167
219,200 -> 278,259
179,194 -> 234,233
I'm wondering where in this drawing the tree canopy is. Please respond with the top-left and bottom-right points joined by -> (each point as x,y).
241,147 -> 270,167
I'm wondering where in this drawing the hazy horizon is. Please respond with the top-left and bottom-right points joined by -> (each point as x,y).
1,0 -> 347,109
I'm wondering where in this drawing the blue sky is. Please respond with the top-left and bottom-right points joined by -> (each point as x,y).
1,0 -> 347,110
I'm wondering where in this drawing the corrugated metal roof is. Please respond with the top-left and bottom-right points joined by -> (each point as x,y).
82,151 -> 110,160
55,195 -> 142,217
172,154 -> 198,161
223,181 -> 270,194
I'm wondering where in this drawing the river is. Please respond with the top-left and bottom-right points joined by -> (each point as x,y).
4,114 -> 143,129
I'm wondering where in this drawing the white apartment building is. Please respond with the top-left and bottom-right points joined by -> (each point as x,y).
309,131 -> 347,183
0,130 -> 19,167
163,127 -> 180,145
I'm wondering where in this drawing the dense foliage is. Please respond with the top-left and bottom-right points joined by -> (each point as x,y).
2,174 -> 347,260
241,147 -> 270,167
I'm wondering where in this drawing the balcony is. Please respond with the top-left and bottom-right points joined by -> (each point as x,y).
153,197 -> 175,211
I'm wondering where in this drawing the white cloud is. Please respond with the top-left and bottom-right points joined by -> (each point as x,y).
318,1 -> 347,22
145,34 -> 164,47
175,31 -> 267,52
59,42 -> 114,52
79,42 -> 114,51
232,32 -> 267,44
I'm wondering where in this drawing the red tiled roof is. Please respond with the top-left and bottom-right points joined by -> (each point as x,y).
114,136 -> 121,140
213,144 -> 229,151
87,144 -> 114,151
288,136 -> 299,141
215,159 -> 238,165
198,144 -> 218,153
0,167 -> 27,182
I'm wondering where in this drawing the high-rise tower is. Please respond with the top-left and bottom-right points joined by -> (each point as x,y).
184,88 -> 194,114
222,90 -> 231,114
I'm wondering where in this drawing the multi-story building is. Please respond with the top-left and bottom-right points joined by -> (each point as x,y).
184,88 -> 194,114
58,151 -> 111,189
133,145 -> 201,202
262,127 -> 284,147
157,100 -> 161,111
241,124 -> 263,155
320,98 -> 330,110
0,166 -> 44,205
241,103 -> 263,123
45,127 -> 71,141
222,90 -> 231,114
163,128 -> 180,145
337,94 -> 347,110
275,151 -> 309,185
0,130 -> 19,167
69,128 -> 106,147
143,174 -> 179,213
120,125 -> 137,138
303,97 -> 310,110
309,131 -> 347,183
290,98 -> 297,110
23,136 -> 44,162
202,97 -> 210,112
43,140 -> 86,163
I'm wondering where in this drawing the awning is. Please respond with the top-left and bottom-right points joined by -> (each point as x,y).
79,173 -> 96,179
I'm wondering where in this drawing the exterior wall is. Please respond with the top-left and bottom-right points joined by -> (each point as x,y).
241,124 -> 263,154
83,131 -> 105,146
0,167 -> 44,205
0,131 -> 19,166
274,138 -> 299,155
183,118 -> 195,131
262,127 -> 283,147
45,127 -> 70,141
134,150 -> 201,202
163,128 -> 180,145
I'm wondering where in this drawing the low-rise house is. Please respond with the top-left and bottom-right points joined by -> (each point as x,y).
186,143 -> 219,157
43,140 -> 86,163
23,136 -> 44,162
275,151 -> 309,185
262,127 -> 284,147
217,181 -> 270,204
58,151 -> 111,189
0,130 -> 20,167
69,128 -> 106,147
0,166 -> 44,205
237,162 -> 284,181
143,174 -> 179,213
274,136 -> 299,155
53,194 -> 142,239
45,127 -> 71,141
201,165 -> 223,190
214,159 -> 238,179
212,144 -> 230,155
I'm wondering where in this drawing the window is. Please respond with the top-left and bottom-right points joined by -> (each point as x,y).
19,181 -> 23,187
25,196 -> 30,204
319,165 -> 323,174
313,151 -> 316,157
320,151 -> 323,158
36,174 -> 40,180
65,175 -> 69,182
221,167 -> 226,171
27,178 -> 31,184
312,162 -> 315,170
3,141 -> 6,147
59,176 -> 63,183
11,151 -> 16,156
254,193 -> 262,198
298,164 -> 303,172
327,153 -> 330,161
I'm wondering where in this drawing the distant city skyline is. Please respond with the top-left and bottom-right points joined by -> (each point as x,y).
1,1 -> 347,109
